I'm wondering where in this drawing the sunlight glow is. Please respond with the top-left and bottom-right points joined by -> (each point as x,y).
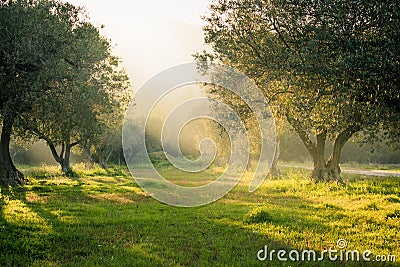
3,199 -> 52,231
65,0 -> 212,88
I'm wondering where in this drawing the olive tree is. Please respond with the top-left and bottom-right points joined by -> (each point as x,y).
196,0 -> 400,183
0,0 -> 130,183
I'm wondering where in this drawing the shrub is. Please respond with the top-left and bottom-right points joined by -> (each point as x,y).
244,207 -> 273,224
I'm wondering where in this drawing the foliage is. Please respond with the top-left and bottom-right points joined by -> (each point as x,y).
83,116 -> 129,169
244,207 -> 272,224
196,0 -> 400,183
0,0 -> 78,184
0,0 -> 130,181
17,6 -> 130,173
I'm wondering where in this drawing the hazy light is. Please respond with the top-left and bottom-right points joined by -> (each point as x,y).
66,0 -> 212,88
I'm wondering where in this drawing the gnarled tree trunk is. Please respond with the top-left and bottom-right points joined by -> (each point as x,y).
312,127 -> 360,184
315,126 -> 358,184
48,140 -> 79,176
288,117 -> 359,185
311,131 -> 344,184
0,116 -> 28,186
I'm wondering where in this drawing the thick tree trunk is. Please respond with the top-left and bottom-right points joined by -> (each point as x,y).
98,157 -> 107,169
311,161 -> 344,184
311,131 -> 329,181
288,117 -> 359,185
311,127 -> 360,185
270,138 -> 280,177
0,117 -> 28,186
309,131 -> 345,184
95,150 -> 107,169
62,143 -> 72,174
49,141 -> 78,176
315,126 -> 359,184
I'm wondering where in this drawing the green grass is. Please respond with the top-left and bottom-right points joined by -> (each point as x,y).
0,165 -> 399,266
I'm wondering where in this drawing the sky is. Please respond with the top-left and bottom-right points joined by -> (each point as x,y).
66,0 -> 212,89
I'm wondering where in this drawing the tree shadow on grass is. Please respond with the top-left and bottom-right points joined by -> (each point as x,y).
0,181 -> 160,266
0,185 -> 54,266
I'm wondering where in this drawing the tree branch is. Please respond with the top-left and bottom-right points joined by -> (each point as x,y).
287,116 -> 316,159
70,141 -> 80,148
60,143 -> 65,160
48,143 -> 63,164
330,125 -> 360,164
268,90 -> 295,102
63,58 -> 78,67
267,17 -> 306,67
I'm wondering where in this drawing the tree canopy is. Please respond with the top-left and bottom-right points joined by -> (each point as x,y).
196,0 -> 400,183
0,0 -> 130,184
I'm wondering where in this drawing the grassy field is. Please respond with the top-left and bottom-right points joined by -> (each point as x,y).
0,164 -> 399,266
